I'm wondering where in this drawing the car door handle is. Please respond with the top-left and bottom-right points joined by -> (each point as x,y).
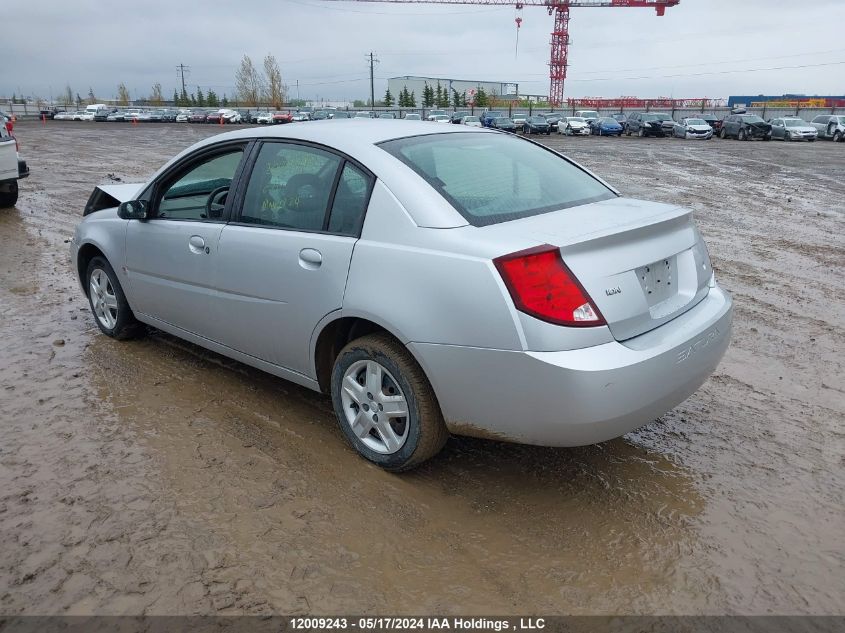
299,248 -> 322,269
188,235 -> 207,254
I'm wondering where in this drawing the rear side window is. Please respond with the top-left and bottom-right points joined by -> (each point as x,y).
328,163 -> 371,236
380,132 -> 615,227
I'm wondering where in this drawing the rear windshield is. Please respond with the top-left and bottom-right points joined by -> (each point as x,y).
379,132 -> 615,227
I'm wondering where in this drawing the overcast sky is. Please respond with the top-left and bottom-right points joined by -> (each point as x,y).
2,0 -> 844,103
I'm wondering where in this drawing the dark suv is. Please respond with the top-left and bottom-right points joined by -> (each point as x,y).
625,112 -> 666,137
720,114 -> 772,141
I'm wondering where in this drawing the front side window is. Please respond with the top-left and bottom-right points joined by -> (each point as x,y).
157,149 -> 244,221
240,143 -> 342,231
380,132 -> 615,227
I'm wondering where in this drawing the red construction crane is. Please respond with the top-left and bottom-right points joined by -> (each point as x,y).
324,0 -> 680,105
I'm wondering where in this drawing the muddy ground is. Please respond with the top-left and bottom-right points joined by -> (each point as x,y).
0,121 -> 842,616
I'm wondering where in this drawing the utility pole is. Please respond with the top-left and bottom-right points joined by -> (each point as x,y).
367,52 -> 379,108
177,64 -> 189,99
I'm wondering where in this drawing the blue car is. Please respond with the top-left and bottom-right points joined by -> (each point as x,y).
480,110 -> 505,128
591,117 -> 624,136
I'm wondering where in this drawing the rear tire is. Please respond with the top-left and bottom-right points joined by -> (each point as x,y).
638,127 -> 645,137
331,333 -> 448,472
85,256 -> 145,340
0,182 -> 18,208
834,131 -> 843,142
738,129 -> 747,141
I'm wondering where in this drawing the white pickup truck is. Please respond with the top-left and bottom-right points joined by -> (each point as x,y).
0,117 -> 28,208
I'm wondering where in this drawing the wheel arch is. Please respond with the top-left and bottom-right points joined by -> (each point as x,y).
311,313 -> 428,395
76,241 -> 108,295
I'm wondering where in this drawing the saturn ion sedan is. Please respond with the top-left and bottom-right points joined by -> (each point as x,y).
71,121 -> 732,471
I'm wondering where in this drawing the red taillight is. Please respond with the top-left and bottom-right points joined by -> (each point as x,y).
494,245 -> 605,327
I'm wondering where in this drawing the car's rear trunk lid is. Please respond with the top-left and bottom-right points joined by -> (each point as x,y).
483,197 -> 713,341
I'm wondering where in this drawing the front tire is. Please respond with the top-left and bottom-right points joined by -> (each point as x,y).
0,181 -> 18,208
720,128 -> 727,139
331,333 -> 448,472
85,257 -> 144,340
834,131 -> 843,142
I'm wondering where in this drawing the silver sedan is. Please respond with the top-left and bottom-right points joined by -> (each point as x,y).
769,117 -> 818,142
673,117 -> 713,139
71,121 -> 732,471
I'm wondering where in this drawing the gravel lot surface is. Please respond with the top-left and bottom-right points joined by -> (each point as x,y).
1,122 -> 842,615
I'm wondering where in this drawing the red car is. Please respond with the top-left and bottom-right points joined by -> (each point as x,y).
205,111 -> 223,124
189,110 -> 210,124
272,111 -> 293,124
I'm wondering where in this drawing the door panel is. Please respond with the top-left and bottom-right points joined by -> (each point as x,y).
214,227 -> 356,375
123,146 -> 246,340
213,142 -> 372,375
125,220 -> 225,338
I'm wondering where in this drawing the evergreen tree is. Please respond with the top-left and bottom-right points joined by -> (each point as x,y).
190,93 -> 197,106
461,91 -> 468,107
196,87 -> 205,106
422,82 -> 433,107
383,87 -> 394,107
206,90 -> 219,107
172,89 -> 179,106
452,89 -> 461,109
434,83 -> 441,107
409,91 -> 417,107
221,95 -> 229,107
475,87 -> 488,108
180,87 -> 189,106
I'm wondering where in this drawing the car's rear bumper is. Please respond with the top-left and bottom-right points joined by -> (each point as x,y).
411,284 -> 732,447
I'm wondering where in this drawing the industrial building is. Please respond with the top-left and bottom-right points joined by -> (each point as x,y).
387,76 -> 518,102
728,95 -> 845,108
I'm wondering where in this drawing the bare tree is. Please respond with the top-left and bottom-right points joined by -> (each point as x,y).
263,54 -> 286,109
235,55 -> 264,106
117,83 -> 131,106
63,84 -> 73,107
87,87 -> 97,104
150,83 -> 164,106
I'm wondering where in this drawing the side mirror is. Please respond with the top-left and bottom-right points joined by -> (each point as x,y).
118,199 -> 149,220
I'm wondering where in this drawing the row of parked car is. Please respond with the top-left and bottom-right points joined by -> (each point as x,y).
45,104 -> 845,142
501,109 -> 845,142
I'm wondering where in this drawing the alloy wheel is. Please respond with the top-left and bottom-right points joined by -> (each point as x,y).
340,360 -> 410,455
89,268 -> 118,329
